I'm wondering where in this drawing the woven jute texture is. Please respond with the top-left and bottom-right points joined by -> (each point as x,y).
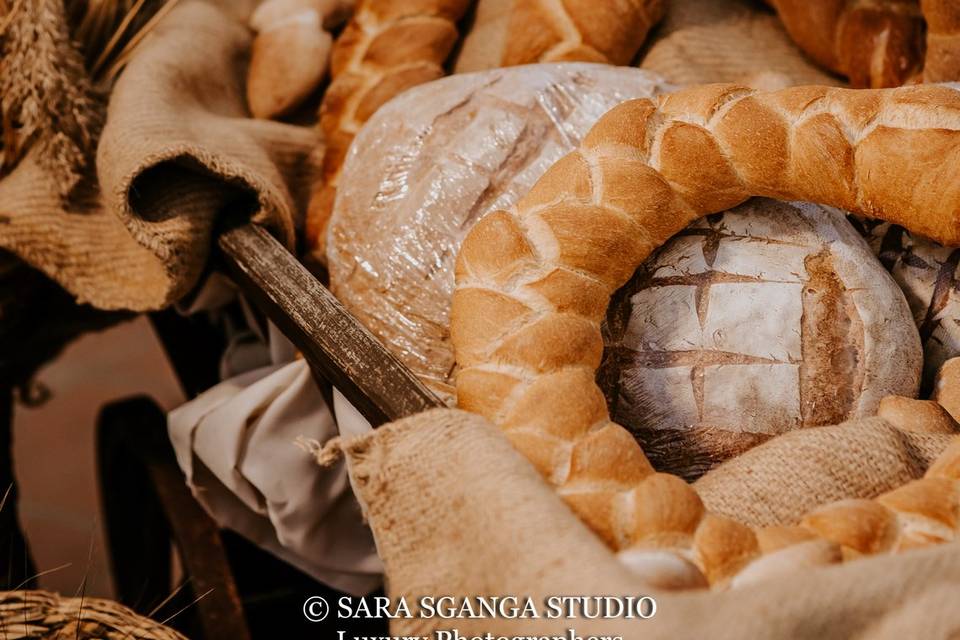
343,409 -> 960,639
639,0 -> 843,88
0,0 -> 318,311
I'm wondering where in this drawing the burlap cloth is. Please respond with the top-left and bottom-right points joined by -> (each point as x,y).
0,0 -> 318,311
338,409 -> 960,638
638,0 -> 843,88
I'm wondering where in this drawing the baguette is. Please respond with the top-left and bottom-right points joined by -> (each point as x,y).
246,0 -> 355,120
451,82 -> 960,588
768,0 -> 925,87
305,0 -> 472,259
923,0 -> 960,82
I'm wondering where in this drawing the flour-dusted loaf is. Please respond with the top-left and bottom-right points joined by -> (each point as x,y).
326,64 -> 671,400
852,219 -> 960,391
600,199 -> 921,480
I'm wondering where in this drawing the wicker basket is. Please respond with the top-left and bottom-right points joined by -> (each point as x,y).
0,590 -> 186,639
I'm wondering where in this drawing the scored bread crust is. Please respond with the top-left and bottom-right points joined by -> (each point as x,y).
501,0 -> 665,67
923,0 -> 960,82
450,82 -> 960,588
305,0 -> 472,257
768,0 -> 925,88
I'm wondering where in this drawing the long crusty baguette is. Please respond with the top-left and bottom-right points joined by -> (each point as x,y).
305,0 -> 472,259
500,0 -> 665,67
450,82 -> 960,588
923,0 -> 960,82
767,0 -> 925,87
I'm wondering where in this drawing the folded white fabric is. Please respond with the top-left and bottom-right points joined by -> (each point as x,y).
167,327 -> 382,595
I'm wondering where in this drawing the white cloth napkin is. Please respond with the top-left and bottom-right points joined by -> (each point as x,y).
167,323 -> 382,595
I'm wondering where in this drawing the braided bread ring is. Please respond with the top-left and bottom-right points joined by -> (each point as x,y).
451,83 -> 960,588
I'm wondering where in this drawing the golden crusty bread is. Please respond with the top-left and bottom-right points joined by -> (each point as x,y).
768,0 -> 925,87
246,0 -> 355,120
450,82 -> 960,588
501,0 -> 664,66
877,396 -> 960,434
305,0 -> 472,260
934,357 -> 960,421
923,0 -> 960,82
456,0 -> 665,72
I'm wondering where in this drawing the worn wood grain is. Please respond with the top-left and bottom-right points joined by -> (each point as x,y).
217,223 -> 443,427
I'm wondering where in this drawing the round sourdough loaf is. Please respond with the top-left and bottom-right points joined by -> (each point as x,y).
599,199 -> 922,480
326,64 -> 670,399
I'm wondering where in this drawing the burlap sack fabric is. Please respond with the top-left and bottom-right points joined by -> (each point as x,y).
0,0 -> 318,311
638,0 -> 843,88
341,409 -> 960,639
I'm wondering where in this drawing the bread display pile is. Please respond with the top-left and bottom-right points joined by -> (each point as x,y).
241,0 -> 960,592
326,64 -> 669,400
600,199 -> 920,480
449,82 -> 960,587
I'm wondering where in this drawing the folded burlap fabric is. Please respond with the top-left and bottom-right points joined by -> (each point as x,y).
639,0 -> 843,88
0,0 -> 318,311
340,409 -> 960,639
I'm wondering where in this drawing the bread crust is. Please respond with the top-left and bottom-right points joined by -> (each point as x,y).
922,0 -> 960,82
451,82 -> 960,587
305,0 -> 472,258
502,0 -> 665,66
769,0 -> 925,88
601,200 -> 922,480
457,0 -> 665,72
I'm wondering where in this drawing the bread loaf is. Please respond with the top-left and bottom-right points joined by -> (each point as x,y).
246,0 -> 355,120
923,0 -> 960,82
456,0 -> 664,73
600,199 -> 921,480
767,0 -> 925,87
306,0 -> 472,259
853,219 -> 960,390
933,357 -> 960,421
451,82 -> 960,588
327,65 -> 670,400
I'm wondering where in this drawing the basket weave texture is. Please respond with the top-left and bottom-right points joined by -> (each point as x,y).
0,590 -> 186,640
